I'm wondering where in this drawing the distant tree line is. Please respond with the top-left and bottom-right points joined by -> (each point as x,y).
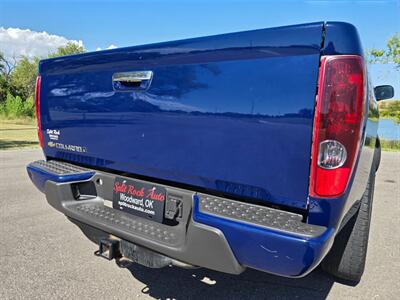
0,43 -> 85,118
378,100 -> 400,123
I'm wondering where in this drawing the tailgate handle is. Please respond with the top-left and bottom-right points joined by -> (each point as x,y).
112,71 -> 153,91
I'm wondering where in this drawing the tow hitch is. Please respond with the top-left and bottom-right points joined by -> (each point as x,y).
93,237 -> 197,270
94,239 -> 121,260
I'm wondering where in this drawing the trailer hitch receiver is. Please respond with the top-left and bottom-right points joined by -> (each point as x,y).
94,239 -> 120,260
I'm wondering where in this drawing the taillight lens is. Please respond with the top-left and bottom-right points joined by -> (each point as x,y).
35,76 -> 44,148
309,55 -> 365,198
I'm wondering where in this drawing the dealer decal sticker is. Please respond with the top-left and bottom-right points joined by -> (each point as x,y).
112,178 -> 166,222
45,129 -> 87,153
46,129 -> 60,141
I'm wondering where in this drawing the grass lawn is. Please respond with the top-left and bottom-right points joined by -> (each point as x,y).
0,118 -> 39,150
380,139 -> 400,152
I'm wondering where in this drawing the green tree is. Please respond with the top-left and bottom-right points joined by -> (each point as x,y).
0,74 -> 12,103
0,52 -> 18,78
379,100 -> 400,123
0,53 -> 5,75
368,33 -> 400,68
0,92 -> 34,118
0,52 -> 17,102
10,43 -> 86,100
1,43 -> 86,117
10,56 -> 40,100
48,42 -> 85,58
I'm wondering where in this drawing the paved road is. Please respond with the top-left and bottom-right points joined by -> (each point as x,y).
0,149 -> 399,299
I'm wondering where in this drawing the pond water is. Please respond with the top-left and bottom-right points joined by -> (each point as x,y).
378,118 -> 400,140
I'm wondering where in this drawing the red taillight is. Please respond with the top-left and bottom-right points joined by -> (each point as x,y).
35,76 -> 44,148
309,55 -> 365,198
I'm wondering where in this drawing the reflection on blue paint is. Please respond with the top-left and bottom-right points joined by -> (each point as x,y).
39,22 -> 325,209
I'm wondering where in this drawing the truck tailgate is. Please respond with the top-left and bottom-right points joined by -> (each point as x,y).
38,22 -> 324,209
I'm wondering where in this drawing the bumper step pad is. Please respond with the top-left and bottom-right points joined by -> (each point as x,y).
29,160 -> 93,176
68,203 -> 179,246
198,194 -> 325,237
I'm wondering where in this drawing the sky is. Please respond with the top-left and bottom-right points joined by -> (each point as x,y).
0,0 -> 399,94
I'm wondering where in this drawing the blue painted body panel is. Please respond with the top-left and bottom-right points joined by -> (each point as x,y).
38,22 -> 324,209
308,22 -> 379,229
193,194 -> 335,277
26,163 -> 95,193
322,22 -> 364,56
29,22 -> 380,276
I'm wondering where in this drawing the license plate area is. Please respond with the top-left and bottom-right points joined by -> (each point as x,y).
113,177 -> 166,223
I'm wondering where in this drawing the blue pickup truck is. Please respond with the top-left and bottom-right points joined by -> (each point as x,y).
27,21 -> 394,284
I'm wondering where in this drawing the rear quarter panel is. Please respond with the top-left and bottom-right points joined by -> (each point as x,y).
308,22 -> 379,229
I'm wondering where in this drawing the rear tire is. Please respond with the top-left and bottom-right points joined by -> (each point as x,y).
321,171 -> 375,285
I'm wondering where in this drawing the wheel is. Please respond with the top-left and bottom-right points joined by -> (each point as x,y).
321,171 -> 375,285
